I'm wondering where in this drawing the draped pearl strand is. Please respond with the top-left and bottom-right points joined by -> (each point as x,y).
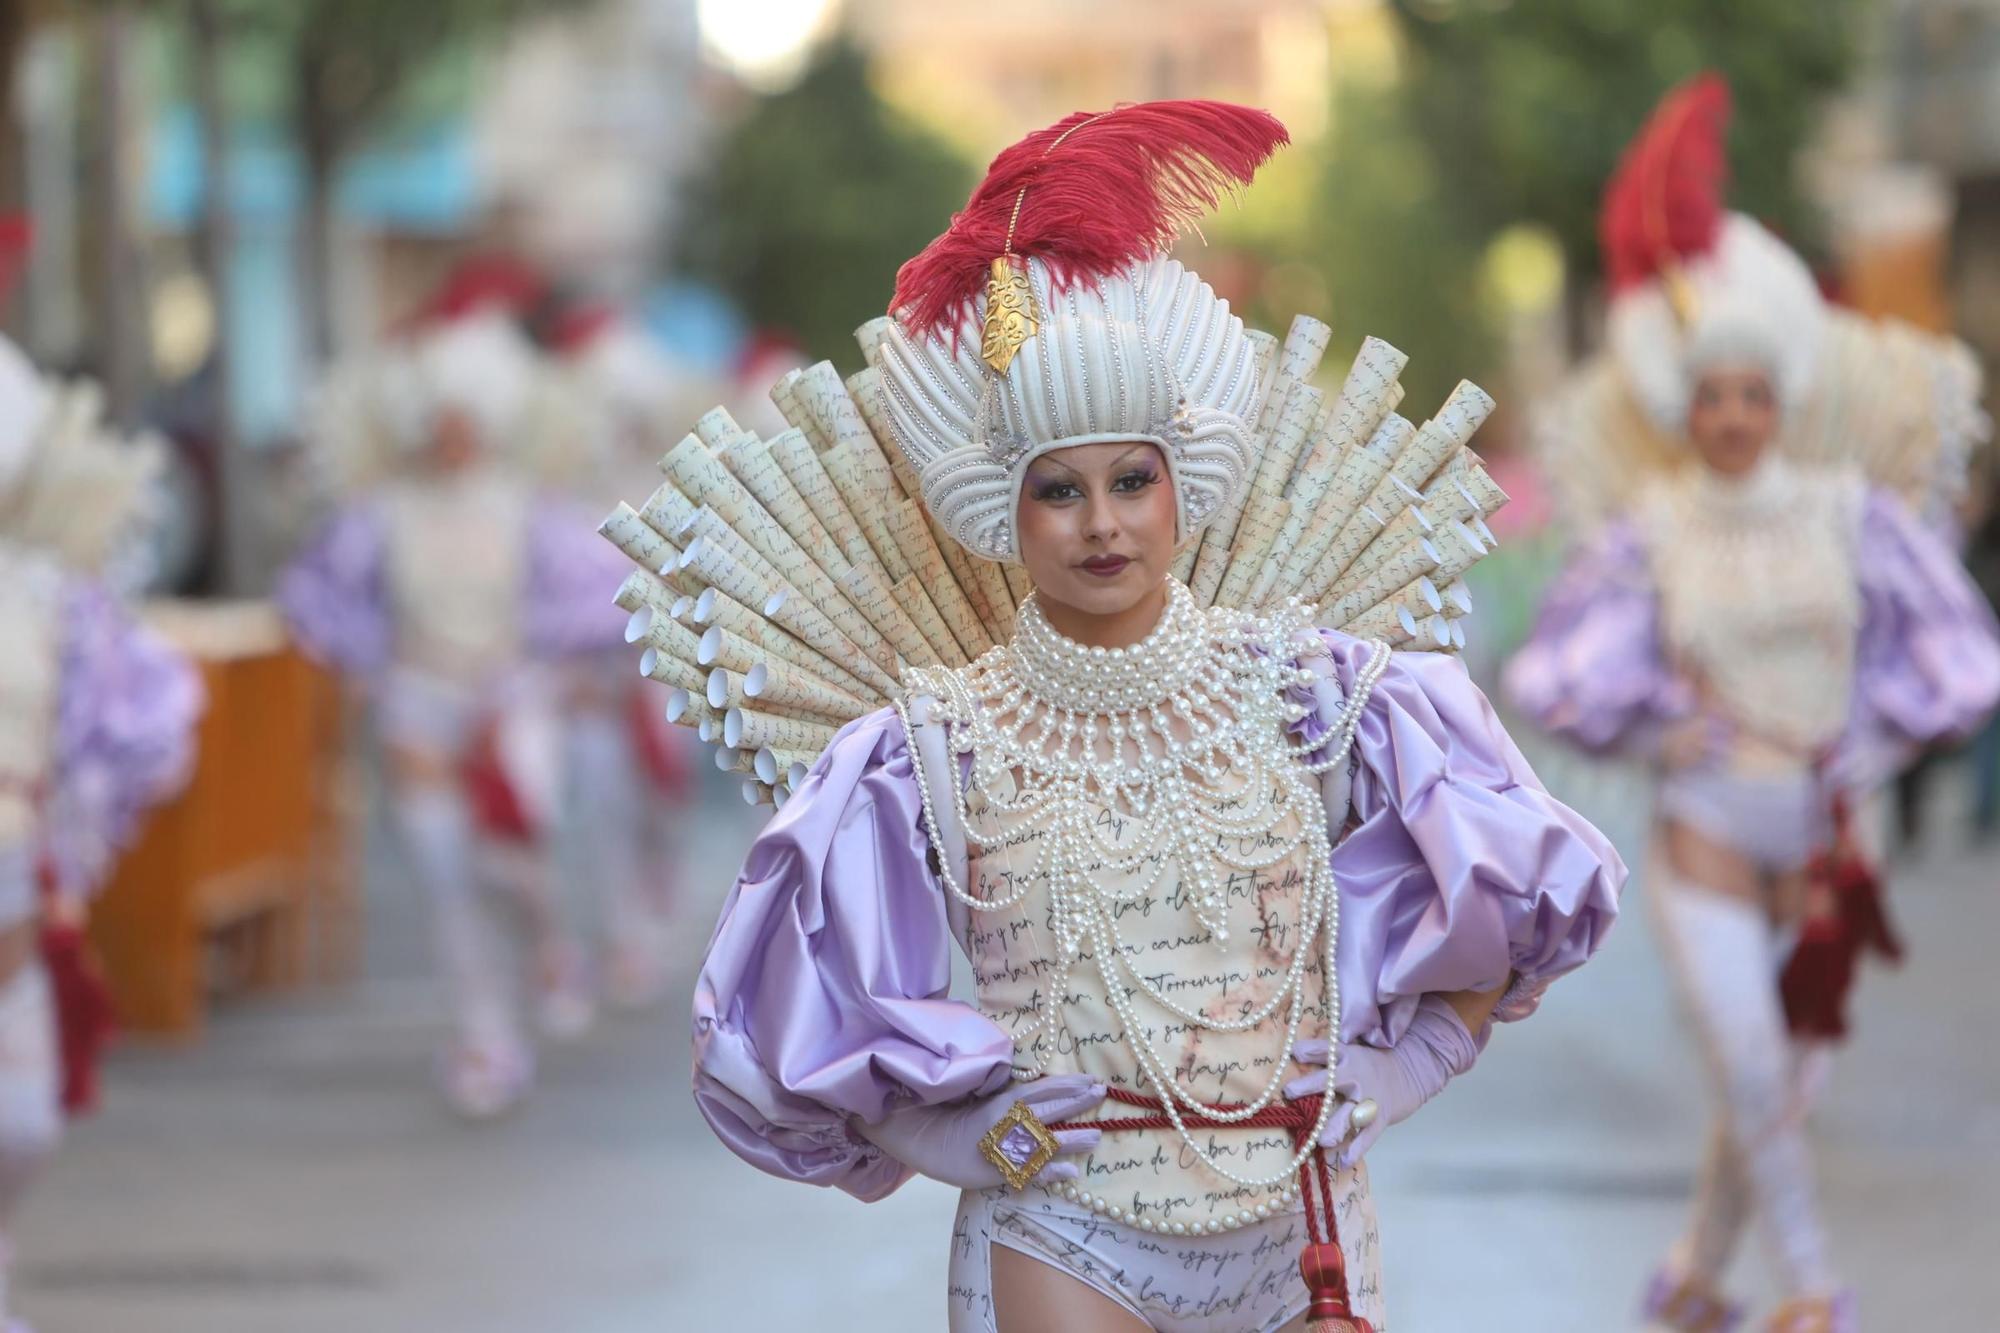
900,580 -> 1389,1222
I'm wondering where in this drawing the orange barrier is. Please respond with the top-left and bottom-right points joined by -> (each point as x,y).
86,602 -> 357,1039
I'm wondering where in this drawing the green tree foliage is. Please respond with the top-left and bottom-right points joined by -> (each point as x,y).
1388,0 -> 1869,278
677,40 -> 973,366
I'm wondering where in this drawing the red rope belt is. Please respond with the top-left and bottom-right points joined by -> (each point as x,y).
1052,1086 -> 1373,1333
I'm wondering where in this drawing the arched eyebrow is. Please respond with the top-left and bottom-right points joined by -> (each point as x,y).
1108,444 -> 1156,469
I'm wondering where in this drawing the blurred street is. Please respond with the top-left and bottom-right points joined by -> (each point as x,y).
15,758 -> 1997,1333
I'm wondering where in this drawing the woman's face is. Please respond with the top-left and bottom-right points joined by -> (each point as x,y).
1014,440 -> 1178,627
428,407 -> 485,473
1686,366 -> 1779,477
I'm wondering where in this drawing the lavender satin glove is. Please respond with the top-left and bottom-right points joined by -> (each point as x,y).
854,1073 -> 1106,1192
1285,996 -> 1482,1167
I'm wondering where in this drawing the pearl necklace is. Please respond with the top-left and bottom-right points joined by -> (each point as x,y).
899,579 -> 1389,1221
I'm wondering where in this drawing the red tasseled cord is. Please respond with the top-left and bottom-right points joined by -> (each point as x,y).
1599,73 -> 1732,292
891,100 -> 1289,338
40,922 -> 116,1117
1781,796 -> 1903,1041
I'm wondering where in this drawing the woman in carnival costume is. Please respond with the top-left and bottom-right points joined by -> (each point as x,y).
599,101 -> 1626,1331
0,331 -> 202,1332
1504,76 -> 2000,1333
279,295 -> 629,1118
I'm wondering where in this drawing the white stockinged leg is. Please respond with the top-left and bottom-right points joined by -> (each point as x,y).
398,784 -> 531,1117
0,964 -> 60,1329
1652,875 -> 1840,1300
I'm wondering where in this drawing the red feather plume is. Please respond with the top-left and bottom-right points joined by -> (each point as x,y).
1599,74 -> 1732,292
891,100 -> 1289,337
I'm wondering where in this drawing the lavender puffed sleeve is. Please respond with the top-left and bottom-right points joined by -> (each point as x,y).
692,707 -> 1015,1201
1305,633 -> 1624,1044
1832,488 -> 2000,789
276,504 -> 392,676
42,579 -> 205,900
1501,519 -> 1692,757
523,497 -> 629,659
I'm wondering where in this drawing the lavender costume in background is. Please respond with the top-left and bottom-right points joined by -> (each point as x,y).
279,308 -> 629,1117
0,333 -> 203,1333
1502,74 -> 2000,1333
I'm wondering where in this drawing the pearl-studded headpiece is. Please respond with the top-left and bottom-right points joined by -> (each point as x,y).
875,255 -> 1259,563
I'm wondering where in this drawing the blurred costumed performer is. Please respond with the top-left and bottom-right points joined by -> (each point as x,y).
0,327 -> 202,1331
278,296 -> 627,1118
599,101 -> 1625,1331
540,302 -> 702,1010
1503,75 -> 2000,1333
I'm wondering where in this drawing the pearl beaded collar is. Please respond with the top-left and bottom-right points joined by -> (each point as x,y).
900,579 -> 1390,1235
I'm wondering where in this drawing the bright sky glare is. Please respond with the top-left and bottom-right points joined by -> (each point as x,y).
696,0 -> 839,88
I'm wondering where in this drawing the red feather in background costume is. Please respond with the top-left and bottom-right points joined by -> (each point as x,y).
1599,73 -> 1732,292
891,100 -> 1289,338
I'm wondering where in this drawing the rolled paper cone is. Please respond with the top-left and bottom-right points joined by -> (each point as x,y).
1419,467 -> 1482,530
757,623 -> 881,703
847,366 -> 923,499
601,503 -> 686,589
1328,504 -> 1434,597
1276,414 -> 1415,598
1422,611 -> 1453,649
638,477 -> 701,539
937,509 -> 1013,622
837,562 -> 935,667
1245,383 -> 1325,512
1302,503 -> 1390,606
1322,538 -> 1442,627
744,780 -> 776,808
717,746 -> 757,775
770,367 -> 830,451
641,645 -> 706,693
1392,382 -> 1495,494
754,746 -> 781,785
904,504 -> 991,630
613,569 -> 677,620
762,586 -> 900,696
1247,501 -> 1319,606
1170,545 -> 1200,585
888,499 -> 992,658
679,515 -> 786,600
1002,562 -> 1034,607
1340,599 -> 1414,645
1456,457 -> 1510,516
769,428 -> 884,579
665,687 -> 715,729
693,585 -> 767,640
853,316 -> 895,367
1472,514 -> 1497,548
698,716 -> 718,744
1432,523 -> 1486,586
693,406 -> 744,451
762,748 -> 816,784
638,613 -> 705,669
807,366 -> 910,517
787,759 -> 810,787
823,442 -> 910,580
1191,316 -> 1330,599
892,572 -> 967,667
1448,618 -> 1467,651
725,706 -> 843,754
1441,578 -> 1473,617
744,656 -> 869,720
698,623 -> 760,675
1216,495 -> 1293,610
723,436 -> 841,558
1320,337 -> 1409,455
706,667 -> 753,712
662,436 -> 821,585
